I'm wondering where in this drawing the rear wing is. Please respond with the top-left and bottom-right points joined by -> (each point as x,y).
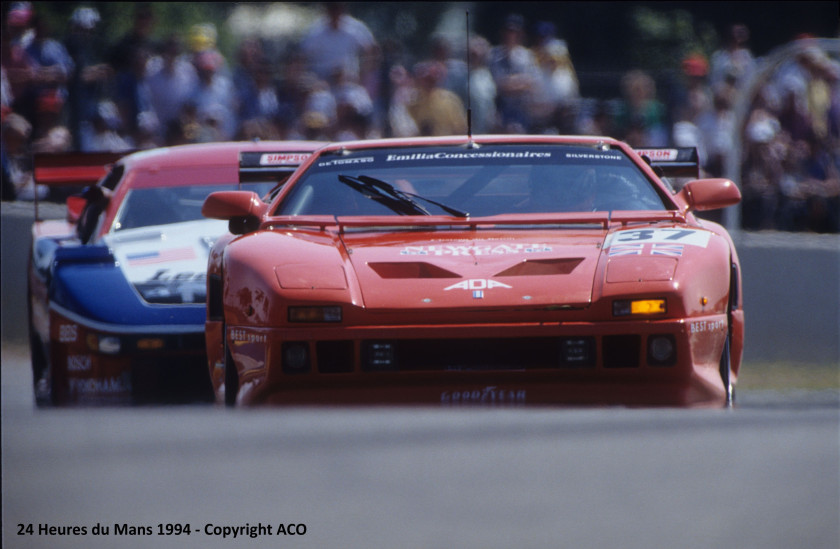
33,151 -> 130,220
33,151 -> 129,187
238,151 -> 313,185
634,148 -> 699,179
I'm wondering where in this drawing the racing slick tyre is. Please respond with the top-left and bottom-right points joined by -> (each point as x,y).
719,332 -> 735,407
224,341 -> 239,407
29,328 -> 53,406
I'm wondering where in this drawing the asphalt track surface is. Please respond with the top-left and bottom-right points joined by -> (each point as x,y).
2,344 -> 838,549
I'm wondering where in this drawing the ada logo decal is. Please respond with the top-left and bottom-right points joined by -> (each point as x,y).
444,279 -> 512,291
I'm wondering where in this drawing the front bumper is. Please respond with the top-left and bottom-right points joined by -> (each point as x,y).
47,305 -> 213,405
225,315 -> 731,407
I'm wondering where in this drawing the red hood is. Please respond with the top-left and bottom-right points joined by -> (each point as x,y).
340,229 -> 606,310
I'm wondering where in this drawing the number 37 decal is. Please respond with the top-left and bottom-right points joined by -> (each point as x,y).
605,228 -> 711,249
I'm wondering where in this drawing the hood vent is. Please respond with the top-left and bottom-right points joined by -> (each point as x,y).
494,258 -> 584,277
368,262 -> 460,279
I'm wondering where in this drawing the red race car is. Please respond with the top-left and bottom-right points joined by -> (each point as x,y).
202,135 -> 744,407
28,141 -> 323,405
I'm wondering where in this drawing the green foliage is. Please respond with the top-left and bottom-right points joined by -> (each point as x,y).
630,6 -> 721,72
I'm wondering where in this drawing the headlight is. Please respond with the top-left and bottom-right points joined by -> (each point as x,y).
86,334 -> 121,354
613,299 -> 666,317
288,306 -> 342,323
648,334 -> 677,366
282,342 -> 311,373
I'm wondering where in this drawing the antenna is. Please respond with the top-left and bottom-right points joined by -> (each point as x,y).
465,10 -> 475,146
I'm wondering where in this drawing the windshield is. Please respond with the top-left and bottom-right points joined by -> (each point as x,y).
113,182 -> 276,231
276,144 -> 668,217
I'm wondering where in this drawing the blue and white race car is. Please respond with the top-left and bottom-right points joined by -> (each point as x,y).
27,141 -> 323,405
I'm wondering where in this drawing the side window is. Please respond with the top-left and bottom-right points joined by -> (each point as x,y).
100,165 -> 124,191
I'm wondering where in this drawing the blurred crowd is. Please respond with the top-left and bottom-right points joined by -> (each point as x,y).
1,3 -> 838,232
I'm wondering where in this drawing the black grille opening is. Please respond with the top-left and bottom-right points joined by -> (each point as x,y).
363,337 -> 566,372
317,340 -> 354,373
602,335 -> 641,368
131,354 -> 213,404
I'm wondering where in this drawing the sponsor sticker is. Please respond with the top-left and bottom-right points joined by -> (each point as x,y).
401,243 -> 552,256
58,324 -> 78,343
564,152 -> 623,161
259,152 -> 311,166
605,228 -> 711,249
441,386 -> 527,404
68,375 -> 131,395
229,328 -> 267,344
126,247 -> 197,266
67,355 -> 92,372
690,319 -> 727,334
316,156 -> 374,168
384,151 -> 552,162
636,148 -> 679,161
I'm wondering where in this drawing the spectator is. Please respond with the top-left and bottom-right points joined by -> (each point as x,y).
428,33 -> 469,106
24,13 -> 74,140
109,4 -> 157,75
386,64 -> 419,138
796,46 -> 837,142
86,100 -> 132,152
235,116 -> 281,142
778,132 -> 840,233
488,14 -> 540,133
710,24 -> 756,91
298,3 -> 379,98
467,35 -> 498,134
701,89 -> 737,178
333,66 -> 376,141
145,35 -> 198,143
578,99 -> 617,138
1,2 -> 36,122
231,39 -> 286,139
614,69 -> 668,147
1,111 -> 32,200
190,49 -> 237,141
529,21 -> 579,134
292,77 -> 338,140
188,23 -> 219,56
406,60 -> 467,136
271,50 -> 319,138
1,65 -> 12,114
671,53 -> 715,170
232,38 -> 265,123
679,53 -> 714,125
741,103 -> 784,230
113,45 -> 157,147
64,6 -> 113,150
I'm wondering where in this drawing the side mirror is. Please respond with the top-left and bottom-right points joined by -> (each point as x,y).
676,178 -> 741,212
202,191 -> 268,235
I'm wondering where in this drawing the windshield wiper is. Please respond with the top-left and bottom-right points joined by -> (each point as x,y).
338,174 -> 469,217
